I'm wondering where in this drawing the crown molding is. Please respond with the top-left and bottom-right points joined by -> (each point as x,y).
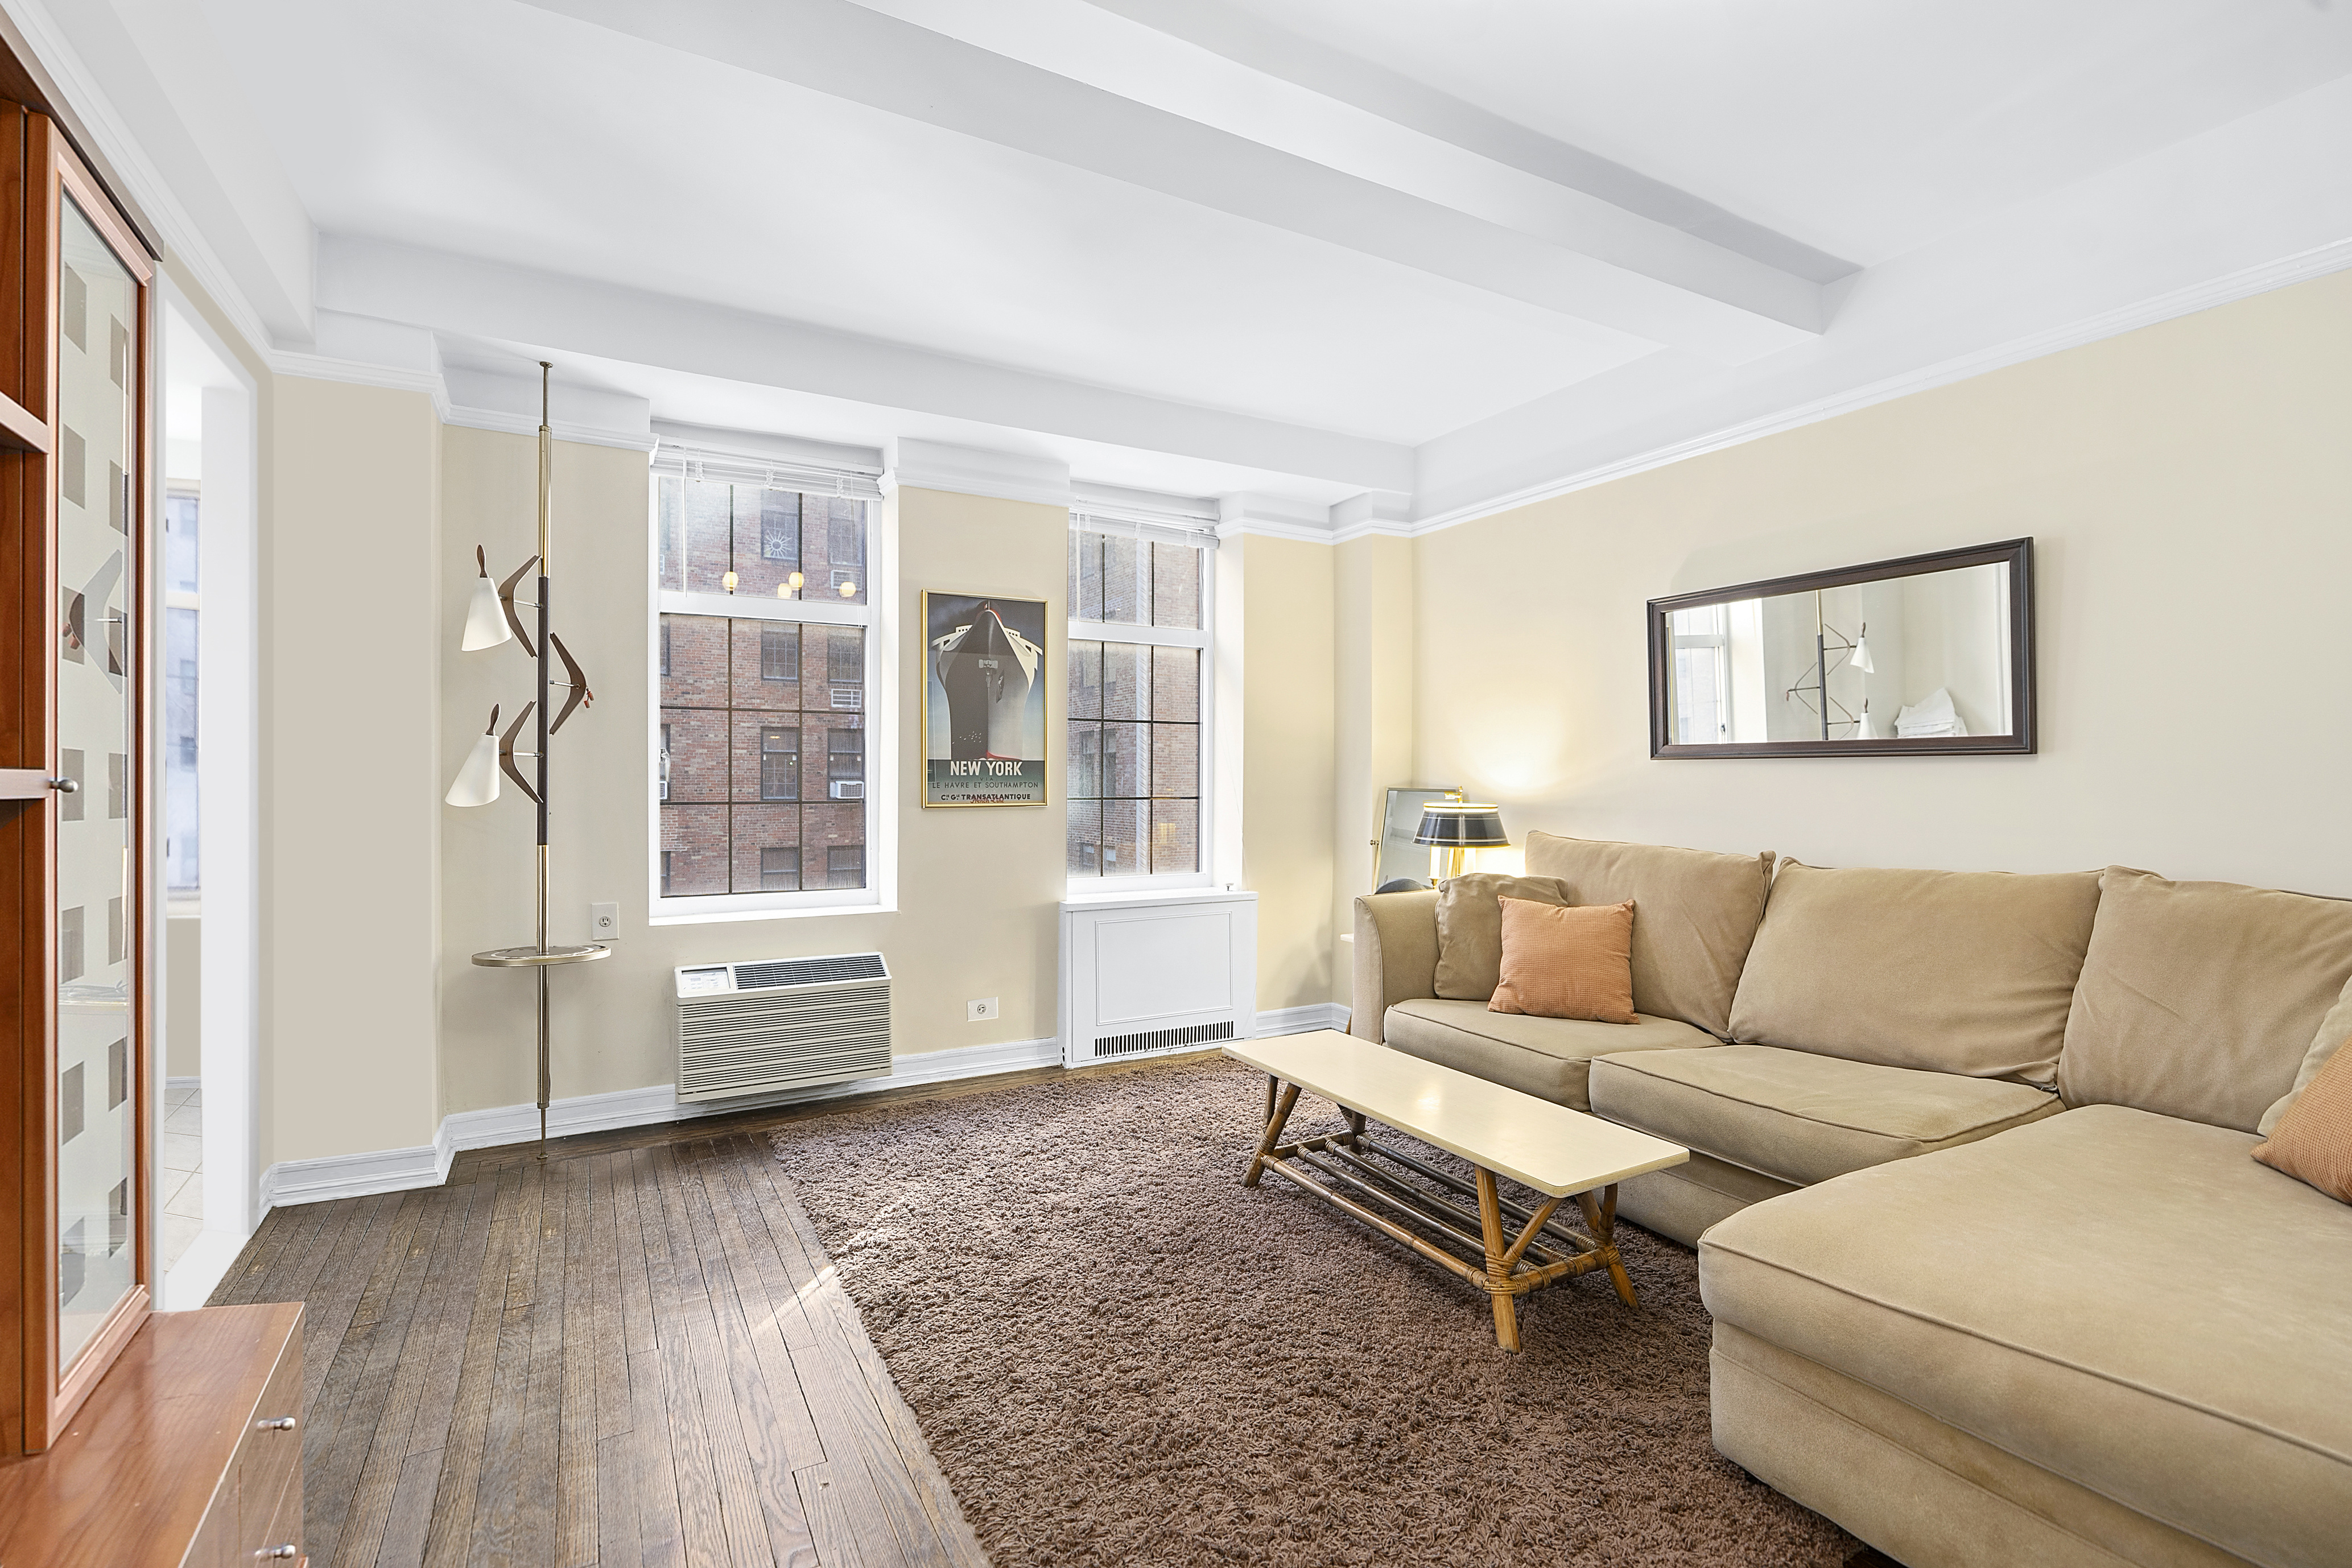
0,0 -> 277,357
269,349 -> 451,418
1406,234 -> 2352,543
1215,490 -> 1331,542
1327,489 -> 1414,544
885,437 -> 1072,508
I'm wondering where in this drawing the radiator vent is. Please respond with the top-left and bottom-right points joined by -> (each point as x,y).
675,952 -> 891,1103
1089,1020 -> 1235,1059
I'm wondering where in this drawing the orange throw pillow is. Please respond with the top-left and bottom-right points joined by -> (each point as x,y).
1488,896 -> 1637,1025
2254,1034 -> 2352,1204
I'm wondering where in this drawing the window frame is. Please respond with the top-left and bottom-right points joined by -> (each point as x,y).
1066,521 -> 1215,893
646,456 -> 896,923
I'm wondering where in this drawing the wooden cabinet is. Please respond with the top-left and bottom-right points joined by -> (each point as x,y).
0,56 -> 162,1455
0,1302 -> 305,1567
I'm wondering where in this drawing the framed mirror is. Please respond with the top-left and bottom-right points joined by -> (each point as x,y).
1649,539 -> 2034,758
1371,786 -> 1458,889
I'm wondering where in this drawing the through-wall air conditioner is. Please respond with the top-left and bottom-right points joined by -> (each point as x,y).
1061,890 -> 1257,1067
675,952 -> 891,1102
829,780 -> 864,800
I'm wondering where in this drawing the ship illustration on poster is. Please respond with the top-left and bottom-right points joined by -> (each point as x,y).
931,603 -> 1042,760
921,590 -> 1050,807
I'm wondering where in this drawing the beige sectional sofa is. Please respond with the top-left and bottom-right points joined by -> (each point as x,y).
1351,835 -> 2352,1568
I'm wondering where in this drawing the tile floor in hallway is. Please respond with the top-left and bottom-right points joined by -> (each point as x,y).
162,1080 -> 203,1272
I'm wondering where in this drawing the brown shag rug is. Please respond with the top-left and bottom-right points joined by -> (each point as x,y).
771,1054 -> 1863,1568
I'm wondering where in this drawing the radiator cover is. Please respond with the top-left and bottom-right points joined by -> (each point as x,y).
1060,890 -> 1258,1067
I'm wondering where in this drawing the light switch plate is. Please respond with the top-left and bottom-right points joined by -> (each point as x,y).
591,902 -> 620,940
967,997 -> 998,1022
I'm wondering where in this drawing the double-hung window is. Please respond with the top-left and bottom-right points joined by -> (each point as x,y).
653,443 -> 886,914
1066,503 -> 1216,885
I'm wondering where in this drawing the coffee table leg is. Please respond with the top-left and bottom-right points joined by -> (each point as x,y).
1577,1184 -> 1639,1307
1244,1082 -> 1301,1189
1473,1166 -> 1521,1352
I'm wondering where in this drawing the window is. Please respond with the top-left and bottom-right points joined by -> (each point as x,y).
760,727 -> 799,800
761,624 -> 798,682
654,453 -> 883,913
1066,519 -> 1213,882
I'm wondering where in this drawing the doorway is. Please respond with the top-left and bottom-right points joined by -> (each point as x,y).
156,287 -> 257,1309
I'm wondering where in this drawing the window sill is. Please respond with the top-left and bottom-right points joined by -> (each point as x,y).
649,897 -> 897,927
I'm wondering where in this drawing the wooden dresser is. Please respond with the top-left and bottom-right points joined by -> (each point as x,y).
0,1303 -> 305,1568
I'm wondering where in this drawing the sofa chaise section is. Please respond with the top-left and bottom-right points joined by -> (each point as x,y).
1702,1105 -> 2352,1568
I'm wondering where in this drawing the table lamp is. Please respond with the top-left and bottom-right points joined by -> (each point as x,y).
1414,791 -> 1509,882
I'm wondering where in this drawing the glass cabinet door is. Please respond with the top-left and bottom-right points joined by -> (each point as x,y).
53,191 -> 143,1374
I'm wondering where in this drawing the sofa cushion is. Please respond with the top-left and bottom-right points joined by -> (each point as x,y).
1381,998 -> 1712,1111
1590,1045 -> 2062,1187
1349,889 -> 1439,1045
1431,873 -> 1570,999
2254,1039 -> 2352,1204
1520,832 -> 1773,1039
2058,867 -> 2352,1133
1700,1105 -> 2352,1568
2261,971 -> 2352,1134
1727,861 -> 2100,1087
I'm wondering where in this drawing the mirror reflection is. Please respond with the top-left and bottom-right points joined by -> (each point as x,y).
1652,541 -> 2032,756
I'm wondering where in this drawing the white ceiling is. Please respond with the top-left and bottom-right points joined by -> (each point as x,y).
84,0 -> 2352,514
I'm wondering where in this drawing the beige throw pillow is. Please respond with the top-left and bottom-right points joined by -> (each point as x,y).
2259,972 -> 2352,1135
1433,873 -> 1571,1000
2252,1035 -> 2352,1204
1521,832 -> 1773,1038
1489,897 -> 1638,1025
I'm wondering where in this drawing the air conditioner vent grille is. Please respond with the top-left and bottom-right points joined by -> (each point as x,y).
1089,1020 -> 1235,1059
735,953 -> 886,991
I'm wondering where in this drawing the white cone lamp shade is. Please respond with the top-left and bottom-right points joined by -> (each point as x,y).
462,568 -> 514,651
445,729 -> 502,807
1848,629 -> 1875,675
1858,702 -> 1879,741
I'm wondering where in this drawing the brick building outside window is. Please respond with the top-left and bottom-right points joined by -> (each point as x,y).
653,452 -> 882,909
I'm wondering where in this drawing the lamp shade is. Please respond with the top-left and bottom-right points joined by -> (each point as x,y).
445,731 -> 501,807
1848,631 -> 1875,675
461,572 -> 512,651
1414,801 -> 1509,849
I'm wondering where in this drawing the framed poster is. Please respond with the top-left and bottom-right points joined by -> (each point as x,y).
922,591 -> 1050,807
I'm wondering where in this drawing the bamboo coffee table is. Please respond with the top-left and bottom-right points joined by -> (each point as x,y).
1224,1030 -> 1689,1351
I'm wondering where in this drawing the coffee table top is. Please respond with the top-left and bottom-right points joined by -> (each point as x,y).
1226,1030 -> 1688,1196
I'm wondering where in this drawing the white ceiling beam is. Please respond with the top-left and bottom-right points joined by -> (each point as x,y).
521,0 -> 1827,363
317,237 -> 1414,492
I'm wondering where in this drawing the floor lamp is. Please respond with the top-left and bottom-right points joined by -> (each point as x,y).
444,361 -> 611,1158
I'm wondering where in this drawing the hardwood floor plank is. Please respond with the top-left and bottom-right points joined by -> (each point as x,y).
309,1184 -> 453,1568
596,1430 -> 646,1568
301,1192 -> 412,1415
374,1446 -> 445,1568
419,1166 -> 526,1568
471,1158 -> 560,1568
337,1181 -> 484,1568
558,1156 -> 600,1568
795,1464 -> 867,1568
211,1199 -> 324,1307
640,1147 -> 731,1568
613,1146 -> 661,1357
628,1347 -> 688,1568
304,1192 -> 432,1563
652,1142 -> 769,1568
697,1138 -> 826,1464
590,1151 -> 635,1442
677,1139 -> 822,1566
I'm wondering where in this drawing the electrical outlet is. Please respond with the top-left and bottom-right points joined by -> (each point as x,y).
591,902 -> 620,940
967,997 -> 998,1022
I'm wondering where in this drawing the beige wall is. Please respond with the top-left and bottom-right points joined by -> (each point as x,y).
1330,535 -> 1413,1009
264,377 -> 443,1163
1236,534 -> 1337,1013
436,443 -> 1081,1115
1412,270 -> 2352,896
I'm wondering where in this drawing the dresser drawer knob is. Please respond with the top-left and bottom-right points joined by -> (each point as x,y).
255,1549 -> 299,1561
255,1416 -> 297,1431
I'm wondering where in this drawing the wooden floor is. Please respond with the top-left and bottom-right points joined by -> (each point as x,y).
211,1105 -> 993,1568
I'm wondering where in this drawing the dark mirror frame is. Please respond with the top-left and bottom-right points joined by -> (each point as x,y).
1648,537 -> 2035,759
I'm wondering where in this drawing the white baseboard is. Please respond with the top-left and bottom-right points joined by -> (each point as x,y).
166,1076 -> 201,1089
255,1034 -> 1062,1215
1256,1002 -> 1350,1037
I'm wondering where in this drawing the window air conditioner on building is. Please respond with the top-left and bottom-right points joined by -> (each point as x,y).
829,780 -> 864,800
